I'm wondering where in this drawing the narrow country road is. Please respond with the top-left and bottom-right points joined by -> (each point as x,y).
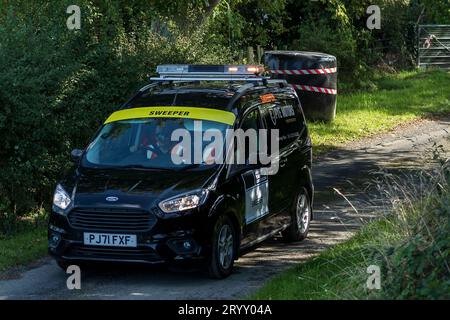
1,116 -> 449,300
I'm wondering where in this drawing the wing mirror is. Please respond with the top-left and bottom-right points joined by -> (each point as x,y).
70,149 -> 83,163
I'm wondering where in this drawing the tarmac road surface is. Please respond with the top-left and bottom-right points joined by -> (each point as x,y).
0,115 -> 449,300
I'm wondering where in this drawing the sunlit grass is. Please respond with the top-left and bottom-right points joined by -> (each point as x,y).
249,218 -> 400,299
309,70 -> 450,154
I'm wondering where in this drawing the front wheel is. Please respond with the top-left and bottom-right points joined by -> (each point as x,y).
282,187 -> 311,242
207,215 -> 236,279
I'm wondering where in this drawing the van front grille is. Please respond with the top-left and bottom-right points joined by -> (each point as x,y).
68,207 -> 157,232
68,245 -> 161,262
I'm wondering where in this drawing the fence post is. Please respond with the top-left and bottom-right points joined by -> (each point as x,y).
247,46 -> 255,64
256,45 -> 262,64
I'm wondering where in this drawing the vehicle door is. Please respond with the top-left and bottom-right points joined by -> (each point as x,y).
259,100 -> 294,211
242,95 -> 295,237
233,107 -> 270,246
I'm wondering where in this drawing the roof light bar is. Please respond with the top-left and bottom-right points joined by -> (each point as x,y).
155,64 -> 265,79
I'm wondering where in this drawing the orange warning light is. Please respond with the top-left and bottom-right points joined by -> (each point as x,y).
260,94 -> 276,104
247,66 -> 262,74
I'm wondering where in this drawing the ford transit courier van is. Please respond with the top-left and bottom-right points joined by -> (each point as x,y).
48,65 -> 314,278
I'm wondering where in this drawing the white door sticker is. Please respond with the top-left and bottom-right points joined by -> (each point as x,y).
243,169 -> 269,224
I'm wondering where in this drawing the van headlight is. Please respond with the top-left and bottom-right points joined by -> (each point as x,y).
158,190 -> 209,214
53,184 -> 71,210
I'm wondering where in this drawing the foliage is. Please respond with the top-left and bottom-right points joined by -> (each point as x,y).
289,9 -> 361,83
207,0 -> 287,52
380,217 -> 450,299
0,0 -> 231,222
1,0 -> 450,226
378,173 -> 450,299
207,0 -> 450,81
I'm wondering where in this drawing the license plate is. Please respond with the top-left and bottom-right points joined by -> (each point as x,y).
83,232 -> 137,247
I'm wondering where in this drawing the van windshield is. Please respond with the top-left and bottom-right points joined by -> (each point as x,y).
82,118 -> 229,170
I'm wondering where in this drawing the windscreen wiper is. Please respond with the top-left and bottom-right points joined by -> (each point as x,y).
176,163 -> 204,171
110,165 -> 174,171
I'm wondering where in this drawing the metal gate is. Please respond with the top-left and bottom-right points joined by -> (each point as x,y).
418,25 -> 450,69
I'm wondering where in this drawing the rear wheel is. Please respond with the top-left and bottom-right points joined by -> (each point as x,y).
282,187 -> 311,242
207,215 -> 236,279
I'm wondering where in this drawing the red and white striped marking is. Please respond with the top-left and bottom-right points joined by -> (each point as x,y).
292,84 -> 337,95
270,67 -> 337,75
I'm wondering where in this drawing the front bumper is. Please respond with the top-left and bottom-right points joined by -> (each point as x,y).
48,208 -> 207,265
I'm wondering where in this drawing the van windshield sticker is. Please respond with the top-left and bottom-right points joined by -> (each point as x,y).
104,106 -> 236,125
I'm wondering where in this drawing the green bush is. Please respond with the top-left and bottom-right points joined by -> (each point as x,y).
381,223 -> 450,299
1,0 -> 450,228
208,0 -> 450,87
369,163 -> 450,299
379,188 -> 450,299
0,1 -> 231,227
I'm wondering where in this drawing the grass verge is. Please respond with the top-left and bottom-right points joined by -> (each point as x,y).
0,225 -> 47,272
310,69 -> 450,154
251,162 -> 450,299
0,210 -> 48,272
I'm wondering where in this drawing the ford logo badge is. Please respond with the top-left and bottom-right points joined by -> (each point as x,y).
106,196 -> 119,202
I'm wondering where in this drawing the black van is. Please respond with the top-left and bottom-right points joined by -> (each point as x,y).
48,65 -> 313,278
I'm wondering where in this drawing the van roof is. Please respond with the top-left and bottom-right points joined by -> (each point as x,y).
124,80 -> 292,113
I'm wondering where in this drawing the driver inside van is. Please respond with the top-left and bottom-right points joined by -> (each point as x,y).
130,122 -> 183,162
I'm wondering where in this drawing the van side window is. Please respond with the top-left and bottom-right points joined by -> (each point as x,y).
239,109 -> 261,162
290,96 -> 306,130
261,100 -> 301,149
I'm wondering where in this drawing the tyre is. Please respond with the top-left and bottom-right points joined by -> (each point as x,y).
207,215 -> 237,279
282,187 -> 311,242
